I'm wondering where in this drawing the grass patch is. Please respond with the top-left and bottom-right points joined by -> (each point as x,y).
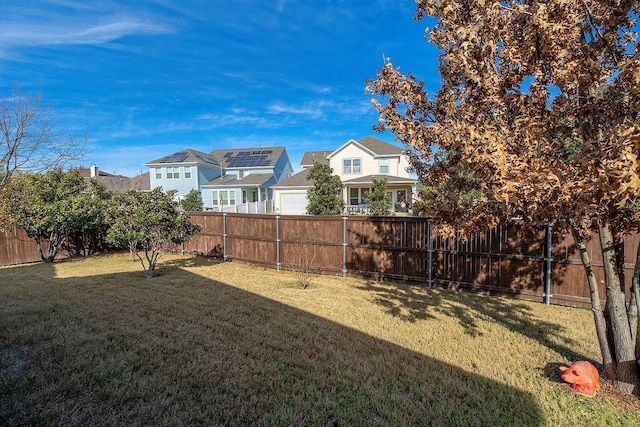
1,254 -> 639,426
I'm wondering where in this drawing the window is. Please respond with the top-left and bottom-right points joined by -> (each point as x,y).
184,166 -> 191,179
154,167 -> 162,180
216,191 -> 236,206
343,158 -> 361,175
379,159 -> 389,174
350,188 -> 359,205
212,191 -> 218,206
166,166 -> 180,179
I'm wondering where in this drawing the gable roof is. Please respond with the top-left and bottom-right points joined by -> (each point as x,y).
327,136 -> 404,159
209,146 -> 286,169
357,136 -> 404,156
272,168 -> 313,188
145,149 -> 221,167
300,151 -> 331,168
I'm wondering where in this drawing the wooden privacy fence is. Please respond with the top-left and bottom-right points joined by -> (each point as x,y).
1,212 -> 637,309
0,228 -> 45,266
185,212 -> 639,309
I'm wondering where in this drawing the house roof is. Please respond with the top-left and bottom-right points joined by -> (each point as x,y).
88,172 -> 151,193
77,167 -> 117,178
78,166 -> 150,193
343,174 -> 417,185
327,136 -> 404,159
271,168 -> 312,188
357,136 -> 404,156
273,171 -> 416,189
209,146 -> 286,169
145,149 -> 221,167
203,173 -> 274,187
300,151 -> 331,168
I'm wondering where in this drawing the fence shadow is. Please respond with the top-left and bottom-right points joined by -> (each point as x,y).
355,278 -> 588,363
347,220 -> 582,304
0,260 -> 543,426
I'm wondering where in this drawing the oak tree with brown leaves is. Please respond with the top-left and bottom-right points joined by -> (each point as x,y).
367,1 -> 640,394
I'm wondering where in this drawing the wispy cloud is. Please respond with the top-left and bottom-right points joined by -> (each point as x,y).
276,0 -> 287,13
1,18 -> 173,48
267,102 -> 325,119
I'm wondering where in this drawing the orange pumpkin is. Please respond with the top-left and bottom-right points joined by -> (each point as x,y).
559,361 -> 600,397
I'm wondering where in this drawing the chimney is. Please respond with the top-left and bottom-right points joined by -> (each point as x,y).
90,164 -> 99,177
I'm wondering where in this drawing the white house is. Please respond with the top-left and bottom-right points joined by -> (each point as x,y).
272,136 -> 418,215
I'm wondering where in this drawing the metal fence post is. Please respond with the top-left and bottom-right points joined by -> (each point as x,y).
427,219 -> 433,289
223,213 -> 228,261
544,222 -> 553,304
342,216 -> 347,278
276,215 -> 281,271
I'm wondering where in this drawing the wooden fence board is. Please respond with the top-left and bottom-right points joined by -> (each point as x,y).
3,211 -> 639,310
182,213 -> 640,309
0,229 -> 43,265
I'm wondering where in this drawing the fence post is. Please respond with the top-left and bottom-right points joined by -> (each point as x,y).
223,213 -> 228,261
342,216 -> 347,278
276,215 -> 281,271
544,222 -> 553,304
427,219 -> 433,289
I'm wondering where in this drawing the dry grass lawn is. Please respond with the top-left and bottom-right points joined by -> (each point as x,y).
1,253 -> 639,426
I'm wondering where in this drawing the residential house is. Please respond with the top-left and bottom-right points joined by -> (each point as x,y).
145,147 -> 293,211
272,136 -> 417,215
79,165 -> 150,193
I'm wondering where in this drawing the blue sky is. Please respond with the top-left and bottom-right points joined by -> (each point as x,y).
1,0 -> 440,177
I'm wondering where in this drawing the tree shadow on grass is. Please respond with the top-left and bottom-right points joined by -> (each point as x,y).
0,261 -> 544,426
355,280 -> 588,362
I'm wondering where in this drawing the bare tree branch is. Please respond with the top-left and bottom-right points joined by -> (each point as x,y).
0,85 -> 87,187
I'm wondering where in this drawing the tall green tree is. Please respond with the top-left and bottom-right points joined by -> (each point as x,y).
306,163 -> 344,215
106,188 -> 201,277
181,189 -> 203,211
363,178 -> 392,216
367,1 -> 640,394
64,178 -> 112,257
0,169 -> 88,262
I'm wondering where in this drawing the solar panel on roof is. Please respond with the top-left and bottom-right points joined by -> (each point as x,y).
224,150 -> 275,168
196,155 -> 219,165
158,152 -> 188,163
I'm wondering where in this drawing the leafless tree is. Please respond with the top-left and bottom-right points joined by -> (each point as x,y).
0,85 -> 86,187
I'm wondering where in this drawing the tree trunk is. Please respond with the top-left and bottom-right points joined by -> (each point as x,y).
129,241 -> 138,261
630,240 -> 640,360
598,219 -> 639,395
571,228 -> 615,381
33,234 -> 46,262
44,230 -> 63,263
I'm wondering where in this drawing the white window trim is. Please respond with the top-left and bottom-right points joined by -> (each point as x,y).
379,158 -> 389,174
343,158 -> 362,175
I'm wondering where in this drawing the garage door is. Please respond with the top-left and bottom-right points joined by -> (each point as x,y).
279,192 -> 308,215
